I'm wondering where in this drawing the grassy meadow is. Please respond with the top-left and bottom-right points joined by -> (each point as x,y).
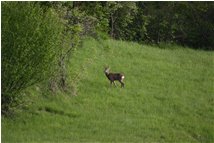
2,38 -> 214,142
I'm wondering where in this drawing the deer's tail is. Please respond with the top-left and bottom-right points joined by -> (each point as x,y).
121,75 -> 125,80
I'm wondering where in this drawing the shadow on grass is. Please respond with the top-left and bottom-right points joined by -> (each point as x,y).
38,106 -> 80,118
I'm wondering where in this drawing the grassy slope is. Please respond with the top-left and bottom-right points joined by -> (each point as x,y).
2,38 -> 214,143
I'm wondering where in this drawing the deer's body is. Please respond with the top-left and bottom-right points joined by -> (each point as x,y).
104,67 -> 125,88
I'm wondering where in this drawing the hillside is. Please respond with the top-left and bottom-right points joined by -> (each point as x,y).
2,38 -> 214,142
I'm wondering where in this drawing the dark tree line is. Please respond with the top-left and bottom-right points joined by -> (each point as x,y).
2,1 -> 213,115
68,1 -> 214,49
40,1 -> 214,49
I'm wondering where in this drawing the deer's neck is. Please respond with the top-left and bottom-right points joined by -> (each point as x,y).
105,72 -> 109,77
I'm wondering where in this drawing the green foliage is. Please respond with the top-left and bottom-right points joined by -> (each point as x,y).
108,2 -> 138,39
1,2 -> 65,114
78,2 -> 110,34
176,2 -> 214,49
136,2 -> 214,49
74,1 -> 213,49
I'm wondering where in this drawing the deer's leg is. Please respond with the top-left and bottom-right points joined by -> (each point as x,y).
119,80 -> 124,88
110,81 -> 116,87
113,81 -> 116,87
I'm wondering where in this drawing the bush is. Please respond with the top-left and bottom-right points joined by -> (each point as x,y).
2,2 -> 65,114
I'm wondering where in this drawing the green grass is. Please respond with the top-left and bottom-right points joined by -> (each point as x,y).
2,38 -> 214,142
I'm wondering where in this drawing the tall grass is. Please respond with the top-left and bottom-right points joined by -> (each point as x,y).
2,38 -> 214,142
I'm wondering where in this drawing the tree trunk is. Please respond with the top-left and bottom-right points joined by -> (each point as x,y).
110,13 -> 114,38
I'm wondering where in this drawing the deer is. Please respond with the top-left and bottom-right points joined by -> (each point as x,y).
104,67 -> 125,88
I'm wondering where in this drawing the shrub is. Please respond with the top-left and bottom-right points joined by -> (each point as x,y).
2,2 -> 65,114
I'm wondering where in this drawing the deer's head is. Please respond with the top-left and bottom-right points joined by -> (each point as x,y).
104,67 -> 110,74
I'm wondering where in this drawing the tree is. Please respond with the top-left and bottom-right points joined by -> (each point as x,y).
107,2 -> 137,39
